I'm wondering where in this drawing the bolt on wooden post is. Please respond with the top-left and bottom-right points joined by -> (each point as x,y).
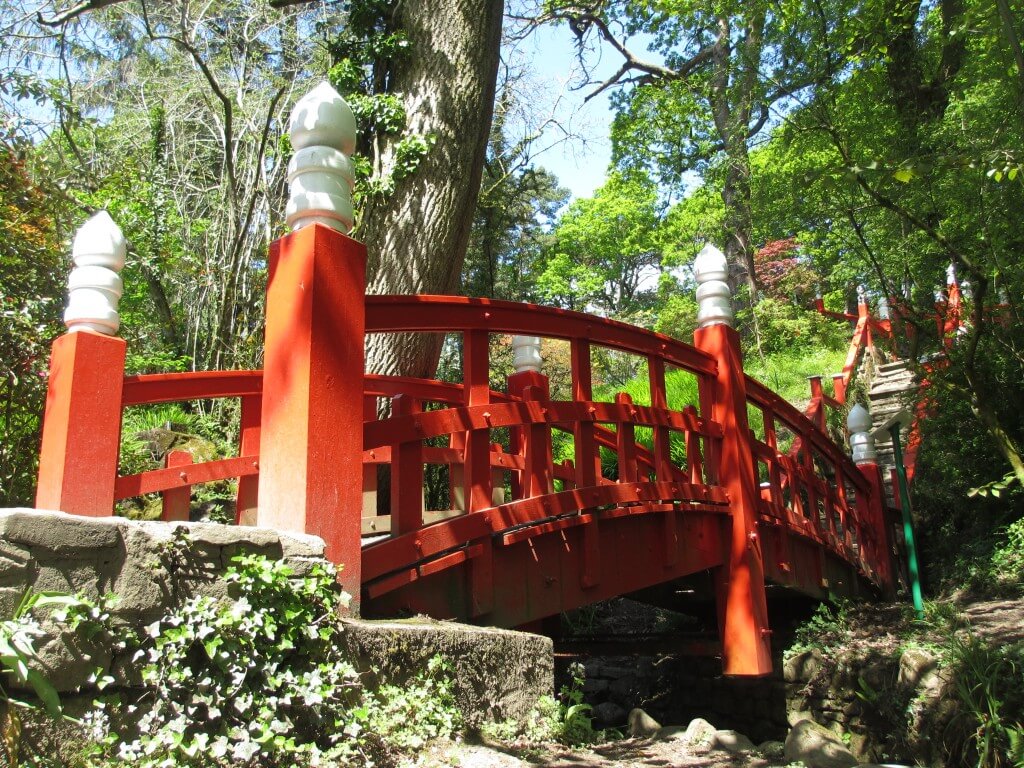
36,212 -> 128,517
691,244 -> 773,676
256,82 -> 367,610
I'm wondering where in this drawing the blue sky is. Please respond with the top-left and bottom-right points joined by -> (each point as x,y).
510,20 -> 617,201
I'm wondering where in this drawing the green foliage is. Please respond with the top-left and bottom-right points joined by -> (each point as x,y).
108,555 -> 364,766
0,591 -> 110,767
740,299 -> 849,357
483,661 -> 613,748
787,601 -> 852,656
944,633 -> 1024,768
365,655 -> 462,750
0,148 -> 68,506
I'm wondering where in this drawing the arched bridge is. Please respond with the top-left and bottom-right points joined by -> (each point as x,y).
35,224 -> 901,678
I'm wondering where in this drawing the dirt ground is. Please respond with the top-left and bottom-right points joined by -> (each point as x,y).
406,736 -> 782,768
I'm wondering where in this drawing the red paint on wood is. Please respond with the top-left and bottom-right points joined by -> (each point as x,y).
257,224 -> 366,609
36,331 -> 126,516
162,450 -> 193,522
694,323 -> 772,676
236,394 -> 260,525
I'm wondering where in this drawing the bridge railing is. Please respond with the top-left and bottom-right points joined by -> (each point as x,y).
34,81 -> 900,676
358,296 -> 728,601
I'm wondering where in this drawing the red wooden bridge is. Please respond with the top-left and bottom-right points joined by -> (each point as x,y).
34,222 -> 903,678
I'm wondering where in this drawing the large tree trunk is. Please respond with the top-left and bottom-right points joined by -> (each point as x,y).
360,0 -> 503,378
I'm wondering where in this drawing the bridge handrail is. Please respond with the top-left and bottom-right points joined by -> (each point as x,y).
365,295 -> 719,376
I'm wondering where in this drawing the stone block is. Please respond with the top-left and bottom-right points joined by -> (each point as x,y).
280,531 -> 327,558
714,728 -> 757,753
898,646 -> 938,688
627,707 -> 661,737
784,718 -> 859,768
340,617 -> 552,728
0,508 -> 121,555
784,648 -> 823,682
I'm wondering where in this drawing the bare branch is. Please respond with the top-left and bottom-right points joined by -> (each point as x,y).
37,0 -> 129,26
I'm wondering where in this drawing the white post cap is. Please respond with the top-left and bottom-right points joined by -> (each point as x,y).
847,403 -> 877,464
946,262 -> 957,286
64,211 -> 126,335
511,336 -> 543,374
694,243 -> 733,328
857,284 -> 867,304
286,81 -> 357,234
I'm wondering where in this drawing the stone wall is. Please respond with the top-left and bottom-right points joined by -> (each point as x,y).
573,653 -> 789,743
0,507 -> 329,694
784,645 -> 955,765
0,507 -> 553,731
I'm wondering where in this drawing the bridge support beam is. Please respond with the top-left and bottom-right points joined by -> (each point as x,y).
257,223 -> 366,610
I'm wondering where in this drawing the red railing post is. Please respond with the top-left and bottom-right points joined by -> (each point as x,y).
847,404 -> 895,597
36,212 -> 128,517
235,394 -> 261,525
162,450 -> 193,522
257,83 -> 364,607
36,331 -> 126,516
257,223 -> 366,606
692,245 -> 772,676
507,335 -> 549,499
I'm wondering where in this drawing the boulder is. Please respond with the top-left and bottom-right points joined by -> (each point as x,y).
627,707 -> 661,737
784,719 -> 859,768
713,729 -> 756,753
682,717 -> 718,749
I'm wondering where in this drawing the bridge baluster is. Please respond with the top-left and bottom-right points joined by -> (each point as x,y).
463,329 -> 494,616
522,386 -> 554,499
570,338 -> 601,589
615,393 -> 639,484
507,336 -> 548,500
236,394 -> 261,525
648,356 -> 677,566
390,394 -> 424,536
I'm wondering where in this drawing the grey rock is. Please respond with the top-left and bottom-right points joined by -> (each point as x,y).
784,719 -> 859,768
682,717 -> 718,749
0,508 -> 121,555
713,729 -> 756,753
627,707 -> 661,737
898,646 -> 938,688
784,648 -> 824,682
280,531 -> 326,558
340,618 -> 552,728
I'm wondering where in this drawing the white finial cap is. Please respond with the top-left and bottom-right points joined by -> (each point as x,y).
946,263 -> 957,286
64,211 -> 126,335
286,81 -> 357,234
511,336 -> 543,374
694,243 -> 733,328
847,404 -> 876,464
71,210 -> 126,271
288,81 -> 356,155
857,284 -> 867,304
